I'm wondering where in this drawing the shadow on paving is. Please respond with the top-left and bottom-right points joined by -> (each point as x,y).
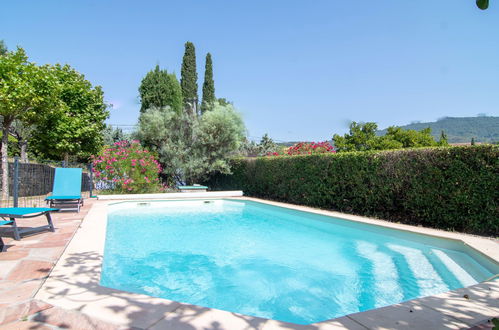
37,249 -> 499,329
36,250 -> 275,330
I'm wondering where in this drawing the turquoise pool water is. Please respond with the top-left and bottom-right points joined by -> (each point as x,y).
101,200 -> 498,325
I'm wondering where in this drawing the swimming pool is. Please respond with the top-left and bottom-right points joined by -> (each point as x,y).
101,200 -> 498,325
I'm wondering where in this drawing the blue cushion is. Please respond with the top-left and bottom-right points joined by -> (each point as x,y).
177,185 -> 208,189
0,207 -> 58,217
51,168 -> 82,198
45,196 -> 82,200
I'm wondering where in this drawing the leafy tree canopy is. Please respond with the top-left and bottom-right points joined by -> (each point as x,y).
194,103 -> 246,177
0,48 -> 61,125
138,65 -> 182,113
0,47 -> 62,197
102,125 -> 131,146
476,0 -> 489,9
333,122 -> 447,152
217,98 -> 232,106
258,133 -> 279,155
137,101 -> 246,185
32,64 -> 109,161
0,40 -> 7,55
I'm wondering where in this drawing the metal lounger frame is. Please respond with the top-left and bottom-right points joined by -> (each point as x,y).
0,211 -> 55,241
48,199 -> 83,213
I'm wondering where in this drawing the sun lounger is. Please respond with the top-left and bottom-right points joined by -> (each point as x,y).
45,168 -> 84,212
0,207 -> 59,241
177,185 -> 208,192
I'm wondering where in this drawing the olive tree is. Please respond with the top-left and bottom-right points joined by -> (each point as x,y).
137,102 -> 246,185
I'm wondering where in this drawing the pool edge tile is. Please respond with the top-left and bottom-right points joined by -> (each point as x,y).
150,303 -> 268,330
347,299 -> 471,330
263,316 -> 368,329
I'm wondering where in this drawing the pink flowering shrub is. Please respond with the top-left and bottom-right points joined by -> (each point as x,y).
267,141 -> 336,156
91,140 -> 164,193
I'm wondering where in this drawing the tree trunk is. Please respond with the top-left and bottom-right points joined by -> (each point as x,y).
1,119 -> 12,201
64,153 -> 69,165
20,140 -> 28,163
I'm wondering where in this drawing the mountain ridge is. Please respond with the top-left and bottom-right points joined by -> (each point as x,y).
377,116 -> 499,143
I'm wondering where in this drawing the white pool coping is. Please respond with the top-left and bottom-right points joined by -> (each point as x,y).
36,196 -> 499,330
96,190 -> 243,200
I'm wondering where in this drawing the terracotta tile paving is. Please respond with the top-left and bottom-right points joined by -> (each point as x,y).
0,199 -> 122,329
5,261 -> 54,282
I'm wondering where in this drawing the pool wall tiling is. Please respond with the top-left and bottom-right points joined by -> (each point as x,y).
35,197 -> 499,330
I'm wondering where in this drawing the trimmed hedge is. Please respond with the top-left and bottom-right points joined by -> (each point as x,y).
207,145 -> 499,236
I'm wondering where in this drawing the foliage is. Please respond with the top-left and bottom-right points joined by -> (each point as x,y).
439,130 -> 448,145
206,145 -> 499,236
138,65 -> 182,113
10,119 -> 36,162
0,47 -> 61,197
92,140 -> 163,193
476,0 -> 489,9
491,318 -> 499,330
0,40 -> 7,55
0,48 -> 61,127
137,102 -> 246,185
258,134 -> 279,155
31,64 -> 109,161
217,98 -> 231,106
283,141 -> 335,156
240,140 -> 258,157
201,53 -> 215,113
102,125 -> 131,146
180,41 -> 198,111
137,106 -> 192,186
377,116 -> 499,143
192,103 -> 246,179
384,126 -> 446,147
333,122 -> 445,152
0,130 -> 21,157
240,134 -> 280,157
333,122 -> 379,152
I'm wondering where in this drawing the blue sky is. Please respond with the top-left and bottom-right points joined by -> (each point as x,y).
1,0 -> 498,142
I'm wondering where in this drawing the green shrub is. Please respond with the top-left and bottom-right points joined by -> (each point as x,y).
206,145 -> 498,236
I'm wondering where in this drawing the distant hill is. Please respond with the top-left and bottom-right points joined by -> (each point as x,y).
377,116 -> 499,143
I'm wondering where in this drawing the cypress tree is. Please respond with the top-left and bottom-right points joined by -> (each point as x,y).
201,53 -> 215,113
138,65 -> 182,113
180,41 -> 198,114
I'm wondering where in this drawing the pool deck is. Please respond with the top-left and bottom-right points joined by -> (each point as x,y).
0,196 -> 498,329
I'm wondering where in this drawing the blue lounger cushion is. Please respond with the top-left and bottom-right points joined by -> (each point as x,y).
177,185 -> 208,189
45,196 -> 81,200
45,168 -> 83,212
0,207 -> 59,240
0,208 -> 59,217
45,168 -> 82,199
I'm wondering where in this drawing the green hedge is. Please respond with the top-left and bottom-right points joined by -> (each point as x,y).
207,145 -> 499,236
